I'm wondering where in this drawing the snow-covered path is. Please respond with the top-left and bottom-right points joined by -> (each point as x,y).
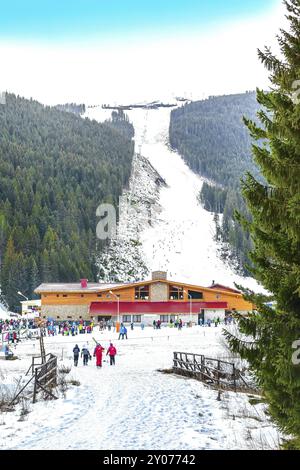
1,327 -> 280,450
85,105 -> 260,290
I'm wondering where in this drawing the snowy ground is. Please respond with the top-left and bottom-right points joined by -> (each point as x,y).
85,104 -> 263,292
0,326 -> 281,450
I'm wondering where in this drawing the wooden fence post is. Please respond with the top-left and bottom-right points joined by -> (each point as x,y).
233,364 -> 236,391
200,355 -> 204,381
33,369 -> 38,403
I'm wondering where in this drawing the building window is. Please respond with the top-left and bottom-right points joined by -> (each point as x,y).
188,290 -> 203,299
133,315 -> 141,323
160,315 -> 169,322
97,294 -> 102,298
79,316 -> 82,319
81,294 -> 85,298
56,316 -> 60,319
135,285 -> 149,300
170,315 -> 176,322
63,294 -> 68,297
67,316 -> 72,319
169,286 -> 184,300
56,294 -> 60,297
123,315 -> 131,323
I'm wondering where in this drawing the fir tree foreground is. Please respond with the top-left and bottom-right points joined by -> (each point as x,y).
224,0 -> 300,449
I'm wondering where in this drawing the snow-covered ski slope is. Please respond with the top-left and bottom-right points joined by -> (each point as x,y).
85,104 -> 261,291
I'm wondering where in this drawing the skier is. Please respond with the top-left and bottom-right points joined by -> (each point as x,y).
4,344 -> 13,360
123,325 -> 128,339
118,323 -> 127,340
73,344 -> 80,366
81,344 -> 92,365
118,323 -> 124,340
130,322 -> 134,331
106,342 -> 117,365
93,343 -> 105,368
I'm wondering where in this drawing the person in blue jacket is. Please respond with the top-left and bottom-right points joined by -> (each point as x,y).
118,324 -> 128,340
123,325 -> 128,339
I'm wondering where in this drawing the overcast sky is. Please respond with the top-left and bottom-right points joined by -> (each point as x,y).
0,0 -> 285,105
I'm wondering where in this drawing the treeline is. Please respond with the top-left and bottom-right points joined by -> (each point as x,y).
106,110 -> 135,140
170,92 -> 262,274
199,182 -> 227,213
0,94 -> 134,310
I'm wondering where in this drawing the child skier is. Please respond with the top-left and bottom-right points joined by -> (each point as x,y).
106,342 -> 117,365
93,343 -> 105,368
73,344 -> 80,366
81,345 -> 92,365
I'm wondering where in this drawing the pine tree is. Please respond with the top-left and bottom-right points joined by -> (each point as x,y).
27,256 -> 40,299
0,237 -> 27,310
224,0 -> 300,448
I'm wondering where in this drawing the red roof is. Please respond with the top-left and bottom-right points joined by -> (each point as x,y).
209,284 -> 241,294
89,301 -> 227,315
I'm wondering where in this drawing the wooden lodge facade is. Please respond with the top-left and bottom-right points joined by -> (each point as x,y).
34,271 -> 253,324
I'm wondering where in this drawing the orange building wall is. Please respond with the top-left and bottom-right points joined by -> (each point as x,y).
41,287 -> 135,305
40,282 -> 253,312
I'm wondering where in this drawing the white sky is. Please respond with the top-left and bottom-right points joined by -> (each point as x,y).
0,1 -> 285,105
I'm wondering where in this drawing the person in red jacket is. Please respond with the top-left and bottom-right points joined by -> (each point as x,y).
93,343 -> 105,368
106,342 -> 117,365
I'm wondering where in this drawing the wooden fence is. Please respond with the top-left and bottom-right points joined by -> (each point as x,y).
10,353 -> 58,405
173,352 -> 250,391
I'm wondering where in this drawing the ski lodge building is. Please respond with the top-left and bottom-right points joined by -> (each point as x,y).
34,271 -> 253,325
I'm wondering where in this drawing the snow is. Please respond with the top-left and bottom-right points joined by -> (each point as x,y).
0,305 -> 12,320
0,326 -> 282,450
85,104 -> 263,292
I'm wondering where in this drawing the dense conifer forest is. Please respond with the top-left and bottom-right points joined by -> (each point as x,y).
170,92 -> 262,274
0,94 -> 134,310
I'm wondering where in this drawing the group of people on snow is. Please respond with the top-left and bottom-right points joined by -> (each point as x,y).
73,342 -> 117,367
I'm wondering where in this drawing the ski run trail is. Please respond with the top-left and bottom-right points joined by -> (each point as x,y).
0,327 -> 281,450
86,104 -> 262,291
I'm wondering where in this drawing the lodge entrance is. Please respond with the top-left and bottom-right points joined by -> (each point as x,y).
198,310 -> 204,325
97,315 -> 112,322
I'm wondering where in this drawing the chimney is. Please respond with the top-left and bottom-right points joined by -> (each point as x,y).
152,271 -> 167,281
80,279 -> 88,288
